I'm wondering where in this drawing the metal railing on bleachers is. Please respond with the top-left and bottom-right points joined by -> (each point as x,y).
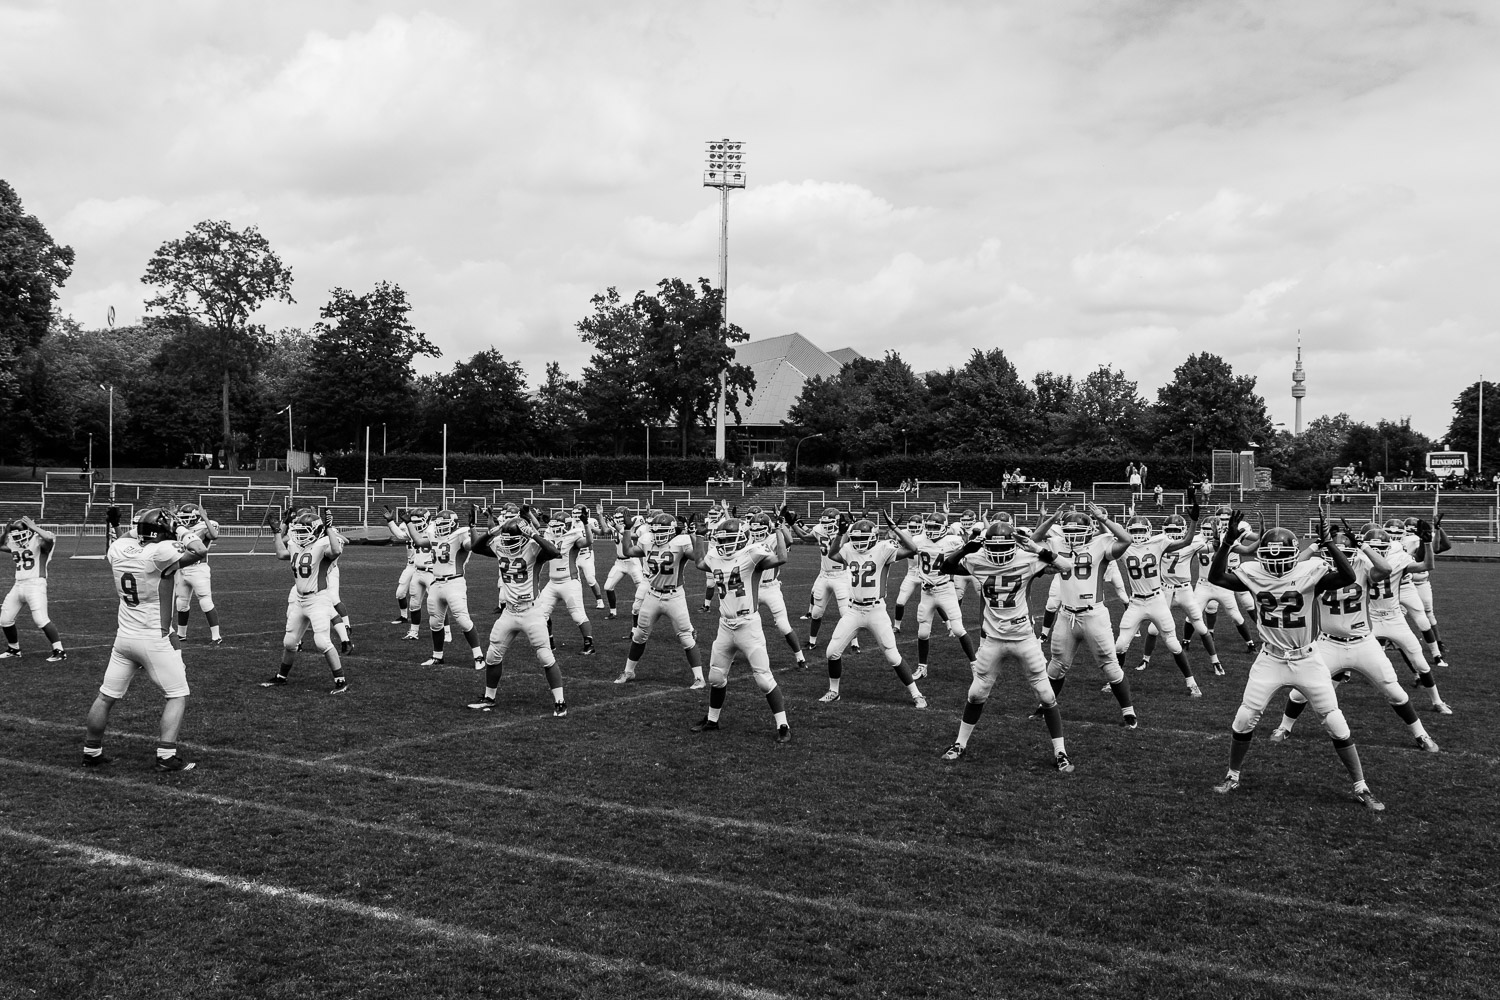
835,480 -> 879,497
44,472 -> 91,491
381,478 -> 423,501
542,479 -> 583,499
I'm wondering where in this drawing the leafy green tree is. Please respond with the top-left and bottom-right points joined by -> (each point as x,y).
141,220 -> 293,471
1445,380 -> 1500,478
0,181 -> 75,451
532,361 -> 586,456
577,278 -> 755,457
1267,413 -> 1351,489
927,348 -> 1039,450
1032,371 -> 1075,450
782,373 -> 846,469
419,349 -> 535,453
299,282 -> 439,452
1341,419 -> 1435,480
1151,353 -> 1271,454
785,352 -> 927,465
633,277 -> 755,457
248,327 -> 313,461
1057,365 -> 1149,453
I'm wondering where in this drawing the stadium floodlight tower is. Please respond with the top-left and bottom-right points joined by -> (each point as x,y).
704,139 -> 746,462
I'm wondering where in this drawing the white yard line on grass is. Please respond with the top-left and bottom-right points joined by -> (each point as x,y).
314,685 -> 691,762
0,713 -> 1491,938
0,760 -> 1445,999
0,822 -> 792,1000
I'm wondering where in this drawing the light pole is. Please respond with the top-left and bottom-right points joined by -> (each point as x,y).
383,422 -> 387,456
279,404 -> 294,496
704,138 -> 746,463
646,424 -> 652,481
792,433 -> 823,488
87,432 -> 93,475
902,428 -> 908,457
98,384 -> 114,499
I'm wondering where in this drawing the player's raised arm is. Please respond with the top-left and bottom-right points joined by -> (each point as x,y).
1412,518 -> 1437,571
163,516 -> 209,571
1315,514 -> 1355,592
1344,518 -> 1391,582
271,510 -> 291,560
1208,510 -> 1250,592
1031,506 -> 1061,543
19,515 -> 55,549
882,510 -> 918,559
940,536 -> 982,576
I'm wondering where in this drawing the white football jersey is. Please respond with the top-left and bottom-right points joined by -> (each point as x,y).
109,535 -> 185,637
1232,559 -> 1330,655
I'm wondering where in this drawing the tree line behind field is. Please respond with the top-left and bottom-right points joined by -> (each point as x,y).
2,178 -> 1495,489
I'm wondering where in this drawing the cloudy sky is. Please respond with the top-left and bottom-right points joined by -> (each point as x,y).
5,0 -> 1496,438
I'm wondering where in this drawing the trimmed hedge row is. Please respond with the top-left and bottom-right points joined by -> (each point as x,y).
324,452 -> 726,488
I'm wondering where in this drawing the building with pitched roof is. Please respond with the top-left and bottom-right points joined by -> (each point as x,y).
730,333 -> 862,458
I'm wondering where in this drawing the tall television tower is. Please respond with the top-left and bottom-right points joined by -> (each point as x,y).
1291,331 -> 1306,435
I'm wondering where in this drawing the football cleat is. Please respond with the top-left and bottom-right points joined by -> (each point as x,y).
1099,682 -> 1112,693
0,647 -> 21,659
596,600 -> 606,610
892,622 -> 902,633
553,701 -> 568,718
1188,685 -> 1203,698
799,613 -> 811,621
607,610 -> 617,619
1054,751 -> 1075,773
46,649 -> 67,663
259,675 -> 289,687
776,724 -> 791,744
1433,655 -> 1450,668
689,716 -> 720,733
155,754 -> 196,772
580,641 -> 595,656
851,640 -> 861,654
81,753 -> 114,768
1213,775 -> 1240,795
389,617 -> 407,625
328,681 -> 349,696
613,669 -> 635,685
209,638 -> 225,648
1355,787 -> 1386,812
911,664 -> 928,681
1136,658 -> 1149,671
1212,661 -> 1225,676
473,656 -> 486,670
806,636 -> 817,648
941,742 -> 967,761
1415,734 -> 1440,753
688,677 -> 706,690
339,640 -> 354,656
1270,727 -> 1292,743
1030,704 -> 1048,721
1121,713 -> 1139,729
402,630 -> 420,641
817,690 -> 841,704
1432,700 -> 1454,715
912,693 -> 928,710
420,656 -> 444,667
467,697 -> 496,711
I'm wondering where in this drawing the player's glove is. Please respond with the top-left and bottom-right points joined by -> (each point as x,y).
382,505 -> 395,521
1415,518 -> 1433,542
1340,519 -> 1358,546
105,505 -> 120,528
1037,548 -> 1057,564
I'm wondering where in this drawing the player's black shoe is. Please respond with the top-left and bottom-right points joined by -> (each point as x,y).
81,753 -> 114,768
260,674 -> 289,687
46,649 -> 67,663
690,716 -> 720,733
339,640 -> 354,655
775,724 -> 791,744
156,754 -> 196,772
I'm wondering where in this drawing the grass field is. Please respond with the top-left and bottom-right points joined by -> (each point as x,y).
2,542 -> 1497,999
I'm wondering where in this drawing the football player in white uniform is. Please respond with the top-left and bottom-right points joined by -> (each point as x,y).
1139,509 -> 1223,675
0,516 -> 67,661
699,499 -> 730,610
1031,507 -> 1138,728
908,513 -> 977,680
1208,512 -> 1386,811
1399,515 -> 1448,660
947,508 -> 983,605
1191,516 -> 1260,652
413,507 -> 488,667
615,512 -> 706,689
1386,517 -> 1449,666
468,510 -> 567,716
938,521 -> 1074,772
1362,524 -> 1451,713
690,517 -> 792,742
748,512 -> 807,668
1111,513 -> 1204,696
538,508 -> 596,655
817,513 -> 925,708
82,507 -> 207,771
264,510 -> 350,695
600,506 -> 646,622
171,504 -> 223,645
385,506 -> 436,640
1267,524 -> 1439,752
890,514 -> 928,632
573,504 -> 604,609
790,507 -> 858,653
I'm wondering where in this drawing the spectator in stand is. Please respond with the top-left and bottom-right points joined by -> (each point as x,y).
1126,462 -> 1141,490
1138,461 -> 1149,487
1154,484 -> 1164,507
1062,479 -> 1072,494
